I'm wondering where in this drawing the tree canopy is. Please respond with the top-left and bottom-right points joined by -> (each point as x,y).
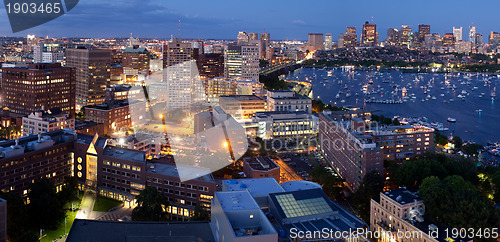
132,186 -> 169,221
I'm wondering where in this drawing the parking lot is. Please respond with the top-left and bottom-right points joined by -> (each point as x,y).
278,151 -> 330,180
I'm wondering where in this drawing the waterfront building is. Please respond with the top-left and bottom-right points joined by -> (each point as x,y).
224,44 -> 260,81
361,21 -> 378,46
242,156 -> 280,181
66,48 -> 111,110
319,110 -> 434,191
266,90 -> 311,113
1,63 -> 76,117
219,95 -> 266,120
22,109 -> 75,135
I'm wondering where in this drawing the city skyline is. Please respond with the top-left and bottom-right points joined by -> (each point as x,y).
0,0 -> 499,40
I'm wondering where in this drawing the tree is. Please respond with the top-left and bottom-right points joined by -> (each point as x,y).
452,136 -> 463,148
309,166 -> 345,200
0,192 -> 38,242
434,132 -> 448,146
350,171 -> 384,222
190,205 -> 210,221
58,176 -> 79,205
28,178 -> 66,230
460,143 -> 484,156
132,186 -> 169,221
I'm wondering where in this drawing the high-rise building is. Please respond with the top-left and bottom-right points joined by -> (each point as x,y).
418,24 -> 431,44
1,63 -> 76,116
442,33 -> 456,47
399,25 -> 412,47
237,31 -> 249,45
224,44 -> 260,81
453,27 -> 463,41
343,27 -> 358,48
324,33 -> 333,50
469,26 -> 477,45
122,45 -> 150,72
33,42 -> 68,63
386,28 -> 399,45
260,32 -> 270,58
66,48 -> 111,110
361,21 -> 378,46
307,33 -> 324,52
489,31 -> 500,49
195,53 -> 224,78
164,60 -> 203,110
162,38 -> 193,68
337,34 -> 345,48
248,32 -> 259,41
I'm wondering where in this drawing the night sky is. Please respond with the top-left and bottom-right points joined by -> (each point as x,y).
0,0 -> 499,40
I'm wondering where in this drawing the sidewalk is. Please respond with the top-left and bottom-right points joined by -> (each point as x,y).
75,191 -> 98,220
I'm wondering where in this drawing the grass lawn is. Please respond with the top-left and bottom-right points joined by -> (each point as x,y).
42,193 -> 83,241
93,196 -> 123,212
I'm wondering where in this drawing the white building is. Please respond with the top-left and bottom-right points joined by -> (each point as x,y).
163,60 -> 204,110
266,90 -> 312,113
453,27 -> 463,41
253,111 -> 317,140
22,109 -> 74,135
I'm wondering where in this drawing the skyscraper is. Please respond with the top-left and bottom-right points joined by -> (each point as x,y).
162,38 -> 193,68
324,33 -> 333,50
418,24 -> 430,44
122,45 -> 150,72
343,27 -> 357,48
237,31 -> 249,45
361,21 -> 377,46
386,28 -> 399,45
260,32 -> 271,59
164,60 -> 203,110
1,63 -> 75,116
66,48 -> 111,110
453,27 -> 463,41
224,44 -> 260,81
442,33 -> 456,47
469,26 -> 476,45
248,32 -> 259,41
399,25 -> 412,47
307,33 -> 324,52
489,31 -> 500,49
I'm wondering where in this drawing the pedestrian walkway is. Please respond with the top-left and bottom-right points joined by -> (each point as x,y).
75,191 -> 97,220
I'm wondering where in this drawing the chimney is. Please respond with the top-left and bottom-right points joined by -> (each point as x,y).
38,134 -> 42,142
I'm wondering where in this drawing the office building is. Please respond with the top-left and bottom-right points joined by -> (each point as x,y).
442,33 -> 456,47
260,32 -> 271,58
237,31 -> 250,45
248,32 -> 259,41
33,42 -> 67,63
454,41 -> 472,53
399,25 -> 412,47
307,33 -> 324,52
489,31 -> 500,49
469,26 -> 476,46
266,90 -> 312,113
418,24 -> 431,44
343,27 -> 358,48
66,48 -> 111,110
74,120 -> 105,136
386,28 -> 399,45
84,100 -> 146,135
164,59 -> 204,110
0,198 -> 5,242
324,33 -> 333,50
105,85 -> 142,102
202,77 -> 237,103
122,46 -> 150,72
361,21 -> 378,46
1,63 -> 76,117
242,156 -> 280,181
162,38 -> 193,68
0,129 -> 77,195
219,95 -> 266,120
453,27 -> 463,42
22,109 -> 75,135
253,111 -> 317,141
224,44 -> 260,81
235,79 -> 264,97
371,188 -> 458,242
195,53 -> 224,78
319,110 -> 434,191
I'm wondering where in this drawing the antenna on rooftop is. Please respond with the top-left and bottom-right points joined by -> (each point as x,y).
177,19 -> 181,38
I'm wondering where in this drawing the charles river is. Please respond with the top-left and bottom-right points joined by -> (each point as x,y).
286,67 -> 500,145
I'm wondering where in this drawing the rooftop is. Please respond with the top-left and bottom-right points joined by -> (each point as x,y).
281,180 -> 322,192
219,95 -> 264,102
147,162 -> 215,183
85,100 -> 141,110
223,178 -> 285,198
244,156 -> 278,171
103,145 -> 146,163
67,219 -> 215,242
216,190 -> 260,211
383,188 -> 423,205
